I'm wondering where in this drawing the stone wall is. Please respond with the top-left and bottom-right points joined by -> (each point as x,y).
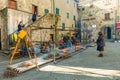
0,11 -> 2,49
7,8 -> 61,45
8,8 -> 32,34
0,0 -> 78,49
31,14 -> 61,44
0,8 -> 8,50
14,0 -> 52,15
55,0 -> 78,28
0,12 -> 2,28
13,0 -> 78,29
0,0 -> 8,10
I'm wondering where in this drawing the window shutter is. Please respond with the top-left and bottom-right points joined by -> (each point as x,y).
56,8 -> 59,15
73,16 -> 76,20
8,0 -> 17,9
45,9 -> 49,14
67,13 -> 69,18
62,23 -> 65,30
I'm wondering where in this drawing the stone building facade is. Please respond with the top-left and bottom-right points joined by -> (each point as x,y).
0,0 -> 78,50
78,0 -> 120,42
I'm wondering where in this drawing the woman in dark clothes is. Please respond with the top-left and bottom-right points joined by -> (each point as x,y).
96,32 -> 105,57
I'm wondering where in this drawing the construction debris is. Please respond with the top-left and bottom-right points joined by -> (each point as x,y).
3,68 -> 18,78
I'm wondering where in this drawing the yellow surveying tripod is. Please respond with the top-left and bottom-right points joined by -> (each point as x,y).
8,29 -> 39,69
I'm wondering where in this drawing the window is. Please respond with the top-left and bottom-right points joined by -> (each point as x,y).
89,12 -> 93,16
72,24 -> 74,28
66,0 -> 69,4
67,13 -> 69,19
62,23 -> 65,30
8,0 -> 17,9
73,15 -> 76,20
74,3 -> 76,8
50,34 -> 54,41
56,8 -> 59,15
105,13 -> 110,20
44,9 -> 49,14
32,5 -> 38,14
82,8 -> 85,11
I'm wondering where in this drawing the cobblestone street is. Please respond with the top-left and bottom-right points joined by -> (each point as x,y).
0,42 -> 120,80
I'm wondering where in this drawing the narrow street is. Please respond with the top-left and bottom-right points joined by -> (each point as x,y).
0,42 -> 120,80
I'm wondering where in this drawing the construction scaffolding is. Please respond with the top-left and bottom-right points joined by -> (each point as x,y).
5,11 -> 81,75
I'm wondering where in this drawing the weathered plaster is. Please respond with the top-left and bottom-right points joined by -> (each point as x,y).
0,0 -> 8,10
0,8 -> 8,50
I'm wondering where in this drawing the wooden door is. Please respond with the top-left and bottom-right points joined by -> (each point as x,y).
8,0 -> 17,9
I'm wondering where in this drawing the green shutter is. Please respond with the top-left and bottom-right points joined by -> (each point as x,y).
44,9 -> 49,14
67,13 -> 69,18
73,15 -> 76,20
56,8 -> 59,15
66,0 -> 69,4
62,23 -> 65,30
72,24 -> 73,27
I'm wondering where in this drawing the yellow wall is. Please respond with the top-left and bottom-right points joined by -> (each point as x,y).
15,0 -> 52,15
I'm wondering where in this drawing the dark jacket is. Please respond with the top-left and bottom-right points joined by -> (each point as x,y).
32,13 -> 36,22
18,24 -> 23,32
96,35 -> 105,51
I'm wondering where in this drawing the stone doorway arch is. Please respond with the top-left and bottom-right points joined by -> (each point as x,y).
101,27 -> 112,39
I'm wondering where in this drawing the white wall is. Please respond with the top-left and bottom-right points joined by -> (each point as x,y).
8,9 -> 32,34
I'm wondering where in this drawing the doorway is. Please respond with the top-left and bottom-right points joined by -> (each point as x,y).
50,34 -> 54,42
32,5 -> 38,14
102,27 -> 112,39
107,27 -> 111,39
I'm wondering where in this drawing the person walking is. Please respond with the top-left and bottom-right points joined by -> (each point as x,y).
96,32 -> 105,57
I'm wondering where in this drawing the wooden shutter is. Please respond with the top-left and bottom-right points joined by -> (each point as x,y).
8,0 -> 17,9
44,9 -> 49,14
105,13 -> 110,20
67,13 -> 69,18
62,23 -> 65,30
32,5 -> 38,14
56,8 -> 59,15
